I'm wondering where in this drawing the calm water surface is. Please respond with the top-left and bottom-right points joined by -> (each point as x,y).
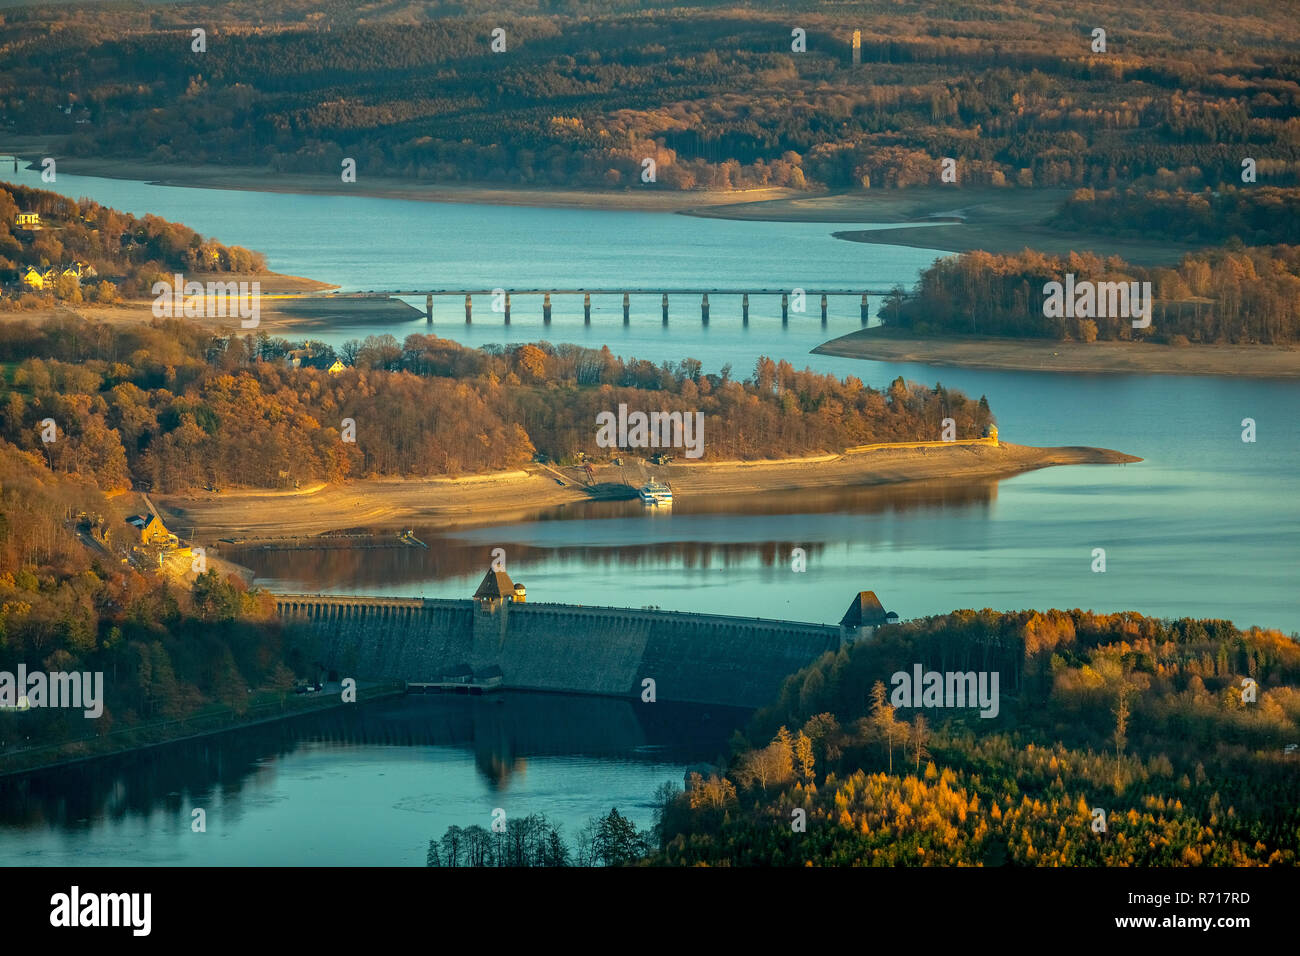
7,163 -> 1297,629
0,694 -> 737,866
2,163 -> 1295,863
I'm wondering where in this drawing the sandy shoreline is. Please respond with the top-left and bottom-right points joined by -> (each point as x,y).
0,141 -> 1207,266
1,138 -> 799,215
155,442 -> 1140,542
6,273 -> 438,334
815,328 -> 1300,379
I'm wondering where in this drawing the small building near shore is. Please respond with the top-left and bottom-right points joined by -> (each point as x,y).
440,662 -> 474,684
126,512 -> 178,548
15,212 -> 40,229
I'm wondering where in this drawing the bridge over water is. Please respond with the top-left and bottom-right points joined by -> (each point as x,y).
312,287 -> 910,325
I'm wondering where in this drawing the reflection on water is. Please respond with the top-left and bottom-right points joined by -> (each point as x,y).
229,477 -> 997,595
7,154 -> 1300,868
0,694 -> 744,866
235,464 -> 1299,634
10,163 -> 1300,633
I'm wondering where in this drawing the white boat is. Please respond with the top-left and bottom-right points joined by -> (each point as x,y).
638,478 -> 673,504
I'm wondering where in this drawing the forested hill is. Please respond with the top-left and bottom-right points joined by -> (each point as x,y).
421,606 -> 1300,866
652,608 -> 1300,866
0,315 -> 993,492
884,244 -> 1300,345
0,182 -> 265,301
3,0 -> 1297,192
0,439 -> 286,768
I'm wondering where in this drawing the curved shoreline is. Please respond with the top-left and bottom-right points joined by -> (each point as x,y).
815,328 -> 1300,379
155,441 -> 1141,542
5,143 -> 1201,268
1,139 -> 799,215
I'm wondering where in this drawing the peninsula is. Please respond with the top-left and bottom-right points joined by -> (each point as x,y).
154,441 -> 1139,542
816,327 -> 1300,379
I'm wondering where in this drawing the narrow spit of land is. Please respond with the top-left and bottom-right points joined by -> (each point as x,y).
155,442 -> 1141,542
683,186 -> 1204,266
16,272 -> 438,332
815,327 -> 1300,379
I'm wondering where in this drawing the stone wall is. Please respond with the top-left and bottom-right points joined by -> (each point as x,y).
277,596 -> 841,709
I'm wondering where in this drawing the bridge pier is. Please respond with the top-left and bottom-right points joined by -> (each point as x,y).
543,293 -> 552,324
504,292 -> 511,324
426,293 -> 433,324
782,292 -> 789,325
821,293 -> 828,324
623,292 -> 630,324
662,293 -> 668,325
742,293 -> 749,325
701,293 -> 709,325
584,293 -> 591,325
465,294 -> 472,323
861,293 -> 869,324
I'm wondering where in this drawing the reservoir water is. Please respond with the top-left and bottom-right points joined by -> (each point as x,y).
0,694 -> 738,866
2,163 -> 1296,863
7,164 -> 1288,632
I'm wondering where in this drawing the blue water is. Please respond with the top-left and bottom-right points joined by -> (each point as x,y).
6,161 -> 1296,632
1,161 -> 1295,864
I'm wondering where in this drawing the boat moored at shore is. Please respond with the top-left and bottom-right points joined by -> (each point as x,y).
638,478 -> 673,504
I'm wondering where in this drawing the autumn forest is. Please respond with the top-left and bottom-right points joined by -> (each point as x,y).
0,314 -> 993,492
4,0 -> 1297,193
1,0 -> 1297,881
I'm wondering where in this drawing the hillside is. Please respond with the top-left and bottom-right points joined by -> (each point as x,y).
3,0 -> 1297,193
652,608 -> 1300,865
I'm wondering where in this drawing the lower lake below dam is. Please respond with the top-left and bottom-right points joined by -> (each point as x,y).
0,693 -> 740,866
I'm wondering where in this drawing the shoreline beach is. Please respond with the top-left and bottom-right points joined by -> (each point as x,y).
815,328 -> 1300,379
7,274 -> 440,333
155,441 -> 1141,542
0,142 -> 1207,266
1,139 -> 799,215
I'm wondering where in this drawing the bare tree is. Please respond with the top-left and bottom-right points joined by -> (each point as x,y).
911,714 -> 930,773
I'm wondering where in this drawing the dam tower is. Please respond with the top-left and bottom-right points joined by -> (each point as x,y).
472,567 -> 517,664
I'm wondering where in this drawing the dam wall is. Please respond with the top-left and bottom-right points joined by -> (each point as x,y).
276,595 -> 843,709
276,595 -> 475,681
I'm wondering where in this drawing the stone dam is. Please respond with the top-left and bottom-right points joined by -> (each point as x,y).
274,574 -> 894,709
